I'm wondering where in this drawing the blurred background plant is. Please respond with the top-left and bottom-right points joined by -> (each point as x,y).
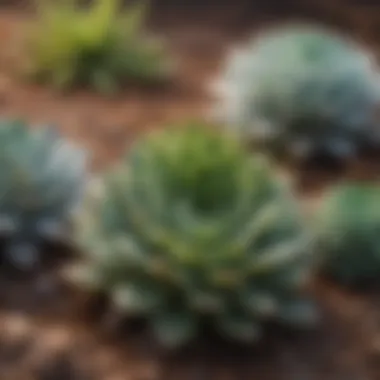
23,0 -> 172,94
212,24 -> 380,165
316,182 -> 380,286
0,119 -> 86,271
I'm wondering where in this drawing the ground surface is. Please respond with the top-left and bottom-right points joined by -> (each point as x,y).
0,1 -> 379,379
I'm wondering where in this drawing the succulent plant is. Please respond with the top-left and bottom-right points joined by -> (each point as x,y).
26,0 -> 171,94
316,183 -> 380,285
212,24 -> 380,162
0,119 -> 87,269
71,123 -> 317,348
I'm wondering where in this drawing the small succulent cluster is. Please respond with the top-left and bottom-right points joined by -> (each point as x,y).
316,183 -> 380,285
26,0 -> 170,94
71,124 -> 317,348
3,12 -> 380,351
0,120 -> 86,269
213,25 -> 380,162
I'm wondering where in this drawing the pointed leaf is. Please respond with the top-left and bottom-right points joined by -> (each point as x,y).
251,235 -> 312,274
233,201 -> 284,251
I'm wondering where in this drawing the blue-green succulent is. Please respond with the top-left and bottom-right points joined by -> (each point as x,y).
316,182 -> 380,285
0,120 -> 87,269
213,25 -> 380,161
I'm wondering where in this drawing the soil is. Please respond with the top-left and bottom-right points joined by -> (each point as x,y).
0,1 -> 379,379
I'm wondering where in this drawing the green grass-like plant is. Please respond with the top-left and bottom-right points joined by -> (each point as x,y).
70,123 -> 317,348
26,0 -> 170,94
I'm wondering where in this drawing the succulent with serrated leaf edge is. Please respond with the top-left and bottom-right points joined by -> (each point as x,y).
70,124 -> 317,348
316,183 -> 380,285
212,24 -> 380,162
0,120 -> 87,270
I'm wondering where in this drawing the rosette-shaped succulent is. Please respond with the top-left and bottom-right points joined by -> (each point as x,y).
316,183 -> 380,285
72,124 -> 316,348
0,120 -> 87,269
213,25 -> 380,162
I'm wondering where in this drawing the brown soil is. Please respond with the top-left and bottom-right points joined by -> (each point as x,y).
0,1 -> 380,379
2,270 -> 380,380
